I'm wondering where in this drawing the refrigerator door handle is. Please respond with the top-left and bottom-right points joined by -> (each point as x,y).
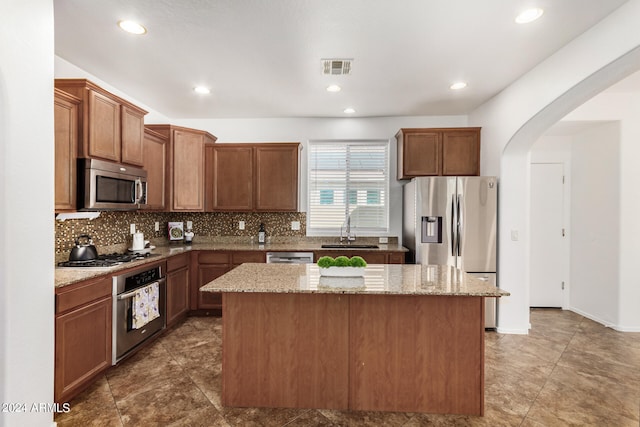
457,194 -> 462,257
451,194 -> 456,257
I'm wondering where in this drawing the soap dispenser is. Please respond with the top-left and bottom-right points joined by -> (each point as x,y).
258,223 -> 266,244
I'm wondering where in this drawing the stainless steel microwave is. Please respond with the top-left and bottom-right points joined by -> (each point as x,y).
78,158 -> 147,211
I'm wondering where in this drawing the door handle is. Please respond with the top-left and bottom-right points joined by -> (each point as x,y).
457,194 -> 462,257
451,194 -> 456,257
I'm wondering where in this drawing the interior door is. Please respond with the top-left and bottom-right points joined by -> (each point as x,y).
530,163 -> 565,307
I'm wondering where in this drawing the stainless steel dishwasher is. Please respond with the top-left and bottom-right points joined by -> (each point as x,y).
266,252 -> 314,264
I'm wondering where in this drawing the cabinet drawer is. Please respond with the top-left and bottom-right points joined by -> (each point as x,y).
199,252 -> 231,265
56,275 -> 112,314
232,251 -> 265,264
167,253 -> 189,272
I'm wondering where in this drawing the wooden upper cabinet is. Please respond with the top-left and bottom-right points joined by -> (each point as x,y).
205,143 -> 300,212
54,79 -> 148,166
87,90 -> 120,162
120,105 -> 146,166
396,127 -> 480,179
142,127 -> 168,211
54,89 -> 80,212
173,130 -> 205,211
441,130 -> 480,176
146,124 -> 217,212
255,144 -> 299,211
206,144 -> 254,211
397,130 -> 441,178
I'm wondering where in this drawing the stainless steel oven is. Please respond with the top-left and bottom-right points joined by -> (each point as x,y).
79,158 -> 147,210
112,263 -> 166,364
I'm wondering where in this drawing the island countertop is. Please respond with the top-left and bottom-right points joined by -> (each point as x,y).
200,263 -> 509,297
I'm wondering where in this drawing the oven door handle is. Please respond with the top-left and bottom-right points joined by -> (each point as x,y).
117,278 -> 166,301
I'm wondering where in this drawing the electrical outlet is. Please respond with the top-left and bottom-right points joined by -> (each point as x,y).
291,221 -> 300,231
378,236 -> 388,244
239,221 -> 245,230
154,222 -> 160,232
186,220 -> 193,229
130,224 -> 136,234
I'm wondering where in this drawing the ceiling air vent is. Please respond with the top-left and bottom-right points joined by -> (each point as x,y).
322,59 -> 352,75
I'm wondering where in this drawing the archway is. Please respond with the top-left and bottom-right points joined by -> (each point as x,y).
497,45 -> 640,332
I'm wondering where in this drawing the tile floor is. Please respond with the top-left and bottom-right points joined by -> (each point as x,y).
55,309 -> 640,426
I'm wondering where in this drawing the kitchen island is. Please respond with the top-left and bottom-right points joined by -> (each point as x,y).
201,263 -> 508,416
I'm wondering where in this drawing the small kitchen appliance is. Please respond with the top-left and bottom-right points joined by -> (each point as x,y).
68,234 -> 98,261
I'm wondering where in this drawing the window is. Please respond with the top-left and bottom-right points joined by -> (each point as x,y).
308,140 -> 389,235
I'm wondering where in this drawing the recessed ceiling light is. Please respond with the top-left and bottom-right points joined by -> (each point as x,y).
118,20 -> 147,35
193,86 -> 211,95
326,85 -> 341,92
343,107 -> 356,114
515,8 -> 544,24
450,82 -> 467,90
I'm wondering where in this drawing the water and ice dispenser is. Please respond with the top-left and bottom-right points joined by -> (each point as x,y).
421,216 -> 442,243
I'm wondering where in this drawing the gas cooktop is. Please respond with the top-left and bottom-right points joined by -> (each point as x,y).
57,252 -> 158,268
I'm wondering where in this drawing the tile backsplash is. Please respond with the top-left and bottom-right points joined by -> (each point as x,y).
55,211 -> 306,255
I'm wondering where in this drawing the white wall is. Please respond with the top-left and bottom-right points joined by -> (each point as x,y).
55,56 -> 170,123
0,0 -> 55,425
469,0 -> 640,333
568,122 -> 620,326
563,92 -> 640,331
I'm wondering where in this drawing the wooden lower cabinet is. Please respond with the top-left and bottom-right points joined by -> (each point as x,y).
166,253 -> 190,327
222,293 -> 484,415
314,251 -> 405,264
223,292 -> 349,409
193,251 -> 266,313
55,276 -> 112,403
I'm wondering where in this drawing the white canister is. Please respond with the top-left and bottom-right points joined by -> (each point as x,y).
132,232 -> 145,250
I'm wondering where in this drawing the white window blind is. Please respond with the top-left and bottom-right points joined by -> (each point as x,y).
308,140 -> 389,235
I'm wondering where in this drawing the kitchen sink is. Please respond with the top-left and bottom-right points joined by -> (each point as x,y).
321,244 -> 379,249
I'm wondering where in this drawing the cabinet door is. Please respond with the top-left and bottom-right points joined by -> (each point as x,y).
88,90 -> 121,162
255,144 -> 299,211
55,295 -> 112,403
172,130 -> 205,211
120,105 -> 145,166
198,265 -> 231,309
399,131 -> 441,178
166,267 -> 190,327
441,130 -> 480,176
208,145 -> 253,211
387,252 -> 405,264
142,128 -> 168,210
54,91 -> 79,212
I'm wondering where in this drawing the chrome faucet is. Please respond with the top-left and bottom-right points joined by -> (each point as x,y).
340,215 -> 356,244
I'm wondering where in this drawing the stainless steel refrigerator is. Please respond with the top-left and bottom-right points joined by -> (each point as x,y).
403,176 -> 498,328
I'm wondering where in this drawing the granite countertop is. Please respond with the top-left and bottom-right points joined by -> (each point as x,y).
200,263 -> 510,297
54,240 -> 408,288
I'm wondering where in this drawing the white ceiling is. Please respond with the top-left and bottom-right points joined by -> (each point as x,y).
54,0 -> 630,119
